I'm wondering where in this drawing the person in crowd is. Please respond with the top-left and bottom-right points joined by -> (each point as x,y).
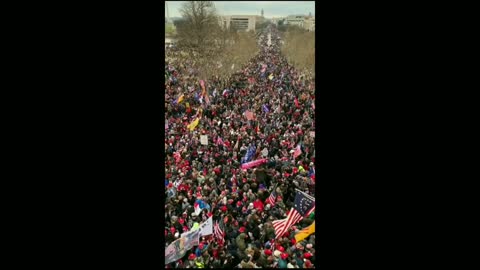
165,25 -> 316,268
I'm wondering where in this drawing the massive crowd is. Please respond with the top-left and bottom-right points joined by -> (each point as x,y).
165,25 -> 316,268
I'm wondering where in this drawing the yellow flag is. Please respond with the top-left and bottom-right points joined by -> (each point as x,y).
192,222 -> 200,231
187,118 -> 200,131
294,221 -> 315,243
177,94 -> 184,104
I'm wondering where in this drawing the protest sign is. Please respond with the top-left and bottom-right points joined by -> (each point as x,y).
200,135 -> 208,145
245,110 -> 255,121
198,216 -> 213,236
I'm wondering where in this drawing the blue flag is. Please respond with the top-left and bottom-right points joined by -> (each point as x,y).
262,104 -> 270,113
242,145 -> 255,164
244,145 -> 256,163
293,190 -> 315,216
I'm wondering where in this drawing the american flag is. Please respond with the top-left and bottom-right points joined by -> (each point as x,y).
293,144 -> 302,159
266,184 -> 278,206
214,219 -> 225,246
272,190 -> 315,239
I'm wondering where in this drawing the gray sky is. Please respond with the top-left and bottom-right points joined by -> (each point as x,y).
165,1 -> 315,18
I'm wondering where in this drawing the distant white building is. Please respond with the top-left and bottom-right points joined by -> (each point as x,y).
219,15 -> 264,32
285,15 -> 306,28
304,16 -> 315,31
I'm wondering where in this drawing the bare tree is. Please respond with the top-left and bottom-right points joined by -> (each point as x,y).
177,1 -> 220,53
172,1 -> 259,81
281,26 -> 315,75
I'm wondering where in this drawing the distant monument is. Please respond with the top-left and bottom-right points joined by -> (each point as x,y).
166,2 -> 171,23
165,1 -> 176,34
261,9 -> 264,17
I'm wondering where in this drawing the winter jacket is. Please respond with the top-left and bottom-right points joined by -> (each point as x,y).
236,233 -> 247,251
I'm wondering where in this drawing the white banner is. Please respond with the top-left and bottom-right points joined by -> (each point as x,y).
182,229 -> 200,251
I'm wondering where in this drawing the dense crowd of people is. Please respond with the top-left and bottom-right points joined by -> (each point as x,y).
165,25 -> 316,268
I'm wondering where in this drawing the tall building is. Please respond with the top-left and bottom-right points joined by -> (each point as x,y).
261,9 -> 264,17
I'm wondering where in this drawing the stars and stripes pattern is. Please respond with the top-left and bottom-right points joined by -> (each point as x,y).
213,219 -> 225,246
266,184 -> 278,206
293,144 -> 302,159
272,190 -> 315,239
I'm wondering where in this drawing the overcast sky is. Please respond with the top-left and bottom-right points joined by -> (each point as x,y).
165,1 -> 315,18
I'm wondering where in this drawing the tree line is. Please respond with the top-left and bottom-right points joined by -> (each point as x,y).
168,1 -> 260,81
280,25 -> 315,76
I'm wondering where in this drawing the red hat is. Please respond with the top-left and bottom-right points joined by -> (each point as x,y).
304,252 -> 313,259
277,246 -> 285,252
237,201 -> 242,206
264,249 -> 272,256
170,227 -> 176,234
239,227 -> 246,233
199,243 -> 204,249
168,183 -> 173,188
291,238 -> 297,245
281,253 -> 288,260
179,218 -> 184,224
207,212 -> 213,217
304,260 -> 312,267
221,206 -> 228,212
188,253 -> 196,260
183,226 -> 189,232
